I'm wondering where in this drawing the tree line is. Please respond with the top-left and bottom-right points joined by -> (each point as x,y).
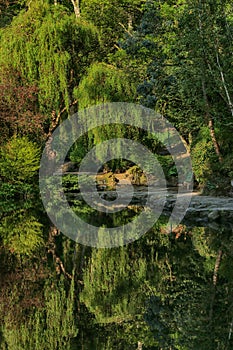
0,0 -> 233,194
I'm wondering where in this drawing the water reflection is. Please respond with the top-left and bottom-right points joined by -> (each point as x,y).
0,199 -> 233,349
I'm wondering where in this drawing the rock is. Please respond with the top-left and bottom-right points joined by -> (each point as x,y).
208,210 -> 220,221
62,161 -> 77,172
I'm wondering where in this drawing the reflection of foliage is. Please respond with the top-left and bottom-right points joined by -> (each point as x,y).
144,296 -> 170,346
62,174 -> 80,193
81,247 -> 147,324
1,277 -> 78,350
79,220 -> 233,349
191,227 -> 217,273
0,210 -> 44,257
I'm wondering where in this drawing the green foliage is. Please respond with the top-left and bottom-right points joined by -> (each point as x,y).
74,62 -> 136,109
1,277 -> 78,350
80,247 -> 148,324
69,137 -> 88,164
81,0 -> 143,53
62,174 -> 80,193
0,182 -> 37,199
0,1 -> 100,114
0,137 -> 40,184
0,210 -> 44,257
157,155 -> 177,178
191,127 -> 216,185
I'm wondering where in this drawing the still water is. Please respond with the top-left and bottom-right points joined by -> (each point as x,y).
0,194 -> 233,350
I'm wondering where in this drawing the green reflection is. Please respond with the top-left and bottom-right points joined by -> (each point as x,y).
1,277 -> 78,350
1,199 -> 233,349
0,207 -> 44,257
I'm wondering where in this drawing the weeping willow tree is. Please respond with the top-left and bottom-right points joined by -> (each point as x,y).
70,62 -> 137,166
74,62 -> 136,109
0,0 -> 100,120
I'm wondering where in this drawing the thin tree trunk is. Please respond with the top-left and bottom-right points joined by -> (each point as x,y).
213,249 -> 222,286
71,0 -> 80,18
209,249 -> 223,321
208,118 -> 223,163
197,3 -> 223,163
137,341 -> 142,350
228,317 -> 233,340
201,79 -> 223,163
215,49 -> 233,118
47,226 -> 73,279
45,100 -> 77,162
128,14 -> 133,32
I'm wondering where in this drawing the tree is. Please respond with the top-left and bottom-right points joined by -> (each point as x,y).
0,0 -> 100,127
0,68 -> 47,144
0,210 -> 44,257
81,0 -> 143,54
1,277 -> 78,349
122,0 -> 233,187
74,62 -> 136,109
0,136 -> 40,184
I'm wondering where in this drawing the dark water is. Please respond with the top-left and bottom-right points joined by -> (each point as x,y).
0,195 -> 233,350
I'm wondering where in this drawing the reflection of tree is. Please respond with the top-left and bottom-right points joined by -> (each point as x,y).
0,210 -> 44,257
144,226 -> 233,350
81,246 -> 147,324
79,222 -> 233,349
80,244 -> 161,348
1,277 -> 78,350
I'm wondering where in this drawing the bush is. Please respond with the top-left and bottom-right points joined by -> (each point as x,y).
191,127 -> 217,185
0,136 -> 41,184
0,211 -> 44,257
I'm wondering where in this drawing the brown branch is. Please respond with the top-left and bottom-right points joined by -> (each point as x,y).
47,226 -> 72,280
118,22 -> 133,36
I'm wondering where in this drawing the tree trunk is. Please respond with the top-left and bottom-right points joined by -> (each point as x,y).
215,48 -> 233,118
213,249 -> 222,286
71,0 -> 80,18
201,79 -> 223,163
208,118 -> 223,163
137,341 -> 142,350
209,249 -> 223,322
47,226 -> 73,279
197,4 -> 223,163
128,14 -> 133,32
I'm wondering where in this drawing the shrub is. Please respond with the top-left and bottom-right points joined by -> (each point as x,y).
0,136 -> 41,184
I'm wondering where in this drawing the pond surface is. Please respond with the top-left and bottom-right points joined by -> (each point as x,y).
1,191 -> 233,350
